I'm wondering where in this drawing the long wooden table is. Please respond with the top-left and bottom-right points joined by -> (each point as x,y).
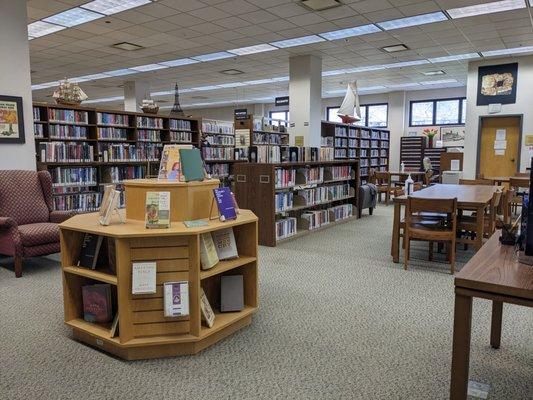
450,233 -> 533,399
391,184 -> 501,263
389,171 -> 426,182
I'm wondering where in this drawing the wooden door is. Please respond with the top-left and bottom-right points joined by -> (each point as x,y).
479,116 -> 521,178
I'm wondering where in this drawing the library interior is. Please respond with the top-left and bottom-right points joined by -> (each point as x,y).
2,1 -> 533,399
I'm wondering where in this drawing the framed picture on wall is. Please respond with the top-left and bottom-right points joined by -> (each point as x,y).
440,126 -> 465,147
0,95 -> 25,144
476,63 -> 518,106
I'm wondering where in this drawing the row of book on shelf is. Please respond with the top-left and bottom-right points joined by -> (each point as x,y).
275,203 -> 354,240
275,165 -> 353,189
275,183 -> 352,212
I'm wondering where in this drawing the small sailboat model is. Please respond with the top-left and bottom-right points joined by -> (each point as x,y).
140,98 -> 159,114
337,81 -> 361,124
53,78 -> 88,105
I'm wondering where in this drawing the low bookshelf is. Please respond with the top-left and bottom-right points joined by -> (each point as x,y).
59,180 -> 258,359
234,160 -> 360,247
321,121 -> 390,182
33,103 -> 201,213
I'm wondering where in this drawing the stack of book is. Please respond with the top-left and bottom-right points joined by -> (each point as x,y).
97,112 -> 129,126
325,165 -> 352,181
328,183 -> 351,200
104,165 -> 145,183
48,109 -> 88,124
205,163 -> 230,178
320,147 -> 334,161
329,204 -> 353,221
202,147 -> 234,161
50,167 -> 97,187
54,192 -> 101,212
296,187 -> 328,206
297,167 -> 323,184
169,119 -> 191,131
275,192 -> 293,212
275,217 -> 297,240
49,125 -> 88,139
301,209 -> 330,230
170,131 -> 192,143
137,130 -> 161,142
250,145 -> 280,163
136,116 -> 163,129
98,127 -> 128,141
275,169 -> 295,189
39,142 -> 94,163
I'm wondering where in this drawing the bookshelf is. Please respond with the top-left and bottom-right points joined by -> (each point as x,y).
234,160 -> 360,246
59,180 -> 258,360
321,121 -> 390,181
33,103 -> 201,213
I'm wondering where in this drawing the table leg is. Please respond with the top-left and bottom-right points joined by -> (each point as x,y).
450,292 -> 473,400
475,205 -> 485,251
391,202 -> 400,263
490,301 -> 503,349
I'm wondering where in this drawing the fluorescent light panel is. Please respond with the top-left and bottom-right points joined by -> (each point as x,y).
447,0 -> 525,19
28,21 -> 65,38
385,60 -> 429,68
192,52 -> 234,62
420,79 -> 458,85
359,86 -> 386,91
43,7 -> 104,27
102,68 -> 137,76
270,35 -> 325,48
482,45 -> 533,56
319,24 -> 381,40
31,81 -> 60,90
377,12 -> 448,30
216,82 -> 249,88
130,63 -> 168,72
82,0 -> 152,15
159,58 -> 199,67
228,44 -> 277,55
84,96 -> 124,104
71,73 -> 111,82
388,83 -> 420,88
429,53 -> 480,63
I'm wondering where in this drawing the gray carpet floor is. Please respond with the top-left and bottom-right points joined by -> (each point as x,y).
0,205 -> 531,400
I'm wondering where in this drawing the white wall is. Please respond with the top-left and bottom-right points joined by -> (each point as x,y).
464,55 -> 533,178
0,0 -> 35,170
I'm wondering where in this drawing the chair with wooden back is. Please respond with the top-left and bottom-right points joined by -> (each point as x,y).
370,170 -> 392,204
458,190 -> 503,240
509,177 -> 529,215
404,197 -> 458,274
459,178 -> 495,186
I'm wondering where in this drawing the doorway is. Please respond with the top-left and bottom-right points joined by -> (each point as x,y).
477,115 -> 522,178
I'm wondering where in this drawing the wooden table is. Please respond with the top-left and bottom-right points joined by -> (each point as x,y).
389,171 -> 426,181
486,176 -> 528,185
391,184 -> 501,263
450,233 -> 533,399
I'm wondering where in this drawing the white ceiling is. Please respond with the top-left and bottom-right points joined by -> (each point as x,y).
27,0 -> 533,109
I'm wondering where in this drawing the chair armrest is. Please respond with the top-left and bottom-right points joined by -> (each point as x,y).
0,217 -> 22,256
0,216 -> 17,230
50,211 -> 76,224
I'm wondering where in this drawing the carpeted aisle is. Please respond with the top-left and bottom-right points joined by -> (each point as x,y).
0,205 -> 531,399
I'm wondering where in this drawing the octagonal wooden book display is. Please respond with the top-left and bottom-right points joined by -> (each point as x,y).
59,179 -> 258,360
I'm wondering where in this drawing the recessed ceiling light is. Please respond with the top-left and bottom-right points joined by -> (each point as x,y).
112,42 -> 144,51
159,58 -> 198,67
81,0 -> 152,15
220,69 -> 245,75
27,21 -> 66,38
319,24 -> 381,40
192,52 -> 234,62
377,12 -> 448,30
420,79 -> 458,85
130,63 -> 168,72
423,70 -> 446,76
228,44 -> 277,55
429,53 -> 480,63
382,44 -> 409,53
43,7 -> 104,27
447,0 -> 525,19
482,45 -> 533,57
270,35 -> 325,48
301,0 -> 342,11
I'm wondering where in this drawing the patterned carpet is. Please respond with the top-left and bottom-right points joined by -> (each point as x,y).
0,205 -> 531,400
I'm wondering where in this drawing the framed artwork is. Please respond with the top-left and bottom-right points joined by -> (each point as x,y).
440,126 -> 465,147
477,63 -> 518,106
0,95 -> 25,144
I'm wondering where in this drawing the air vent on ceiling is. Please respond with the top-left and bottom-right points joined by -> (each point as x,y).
112,42 -> 144,51
301,0 -> 342,11
423,70 -> 446,76
219,69 -> 244,75
381,44 -> 409,53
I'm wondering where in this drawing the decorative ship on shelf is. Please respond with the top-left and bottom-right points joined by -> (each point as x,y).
337,81 -> 361,124
52,78 -> 88,106
140,98 -> 159,114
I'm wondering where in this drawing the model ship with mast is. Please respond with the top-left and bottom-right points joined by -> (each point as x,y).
337,81 -> 361,124
53,78 -> 88,106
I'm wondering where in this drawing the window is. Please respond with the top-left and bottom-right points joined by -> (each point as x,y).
269,110 -> 289,126
326,104 -> 385,127
409,97 -> 466,126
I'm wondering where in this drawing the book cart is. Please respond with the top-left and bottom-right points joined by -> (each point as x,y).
59,179 -> 258,360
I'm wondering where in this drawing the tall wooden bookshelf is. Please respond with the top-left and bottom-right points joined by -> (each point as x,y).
59,179 -> 258,360
234,160 -> 359,247
33,103 -> 201,212
321,121 -> 390,182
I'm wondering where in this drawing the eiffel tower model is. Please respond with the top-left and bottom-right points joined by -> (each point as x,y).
169,83 -> 185,117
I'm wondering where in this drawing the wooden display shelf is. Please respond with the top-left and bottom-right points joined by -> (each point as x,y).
277,215 -> 357,244
60,205 -> 258,360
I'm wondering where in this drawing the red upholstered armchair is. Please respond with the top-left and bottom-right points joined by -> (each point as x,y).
0,170 -> 75,277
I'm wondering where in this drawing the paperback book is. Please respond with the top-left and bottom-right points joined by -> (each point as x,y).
145,191 -> 171,229
82,284 -> 113,324
99,184 -> 120,226
77,233 -> 104,270
199,232 -> 219,270
213,187 -> 237,221
211,228 -> 238,260
131,261 -> 157,294
200,288 -> 215,328
158,144 -> 192,181
164,281 -> 189,317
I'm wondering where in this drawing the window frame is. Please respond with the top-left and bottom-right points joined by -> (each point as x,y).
326,102 -> 388,127
269,110 -> 289,125
409,97 -> 466,127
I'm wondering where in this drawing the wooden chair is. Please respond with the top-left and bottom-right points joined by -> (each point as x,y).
509,177 -> 529,215
369,170 -> 391,204
404,197 -> 458,274
457,190 -> 502,242
459,178 -> 495,186
515,172 -> 529,177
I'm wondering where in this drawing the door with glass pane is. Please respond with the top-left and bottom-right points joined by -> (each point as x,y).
478,116 -> 521,178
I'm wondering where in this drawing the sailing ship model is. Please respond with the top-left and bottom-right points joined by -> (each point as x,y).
140,98 -> 159,114
52,78 -> 88,106
337,81 -> 361,124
